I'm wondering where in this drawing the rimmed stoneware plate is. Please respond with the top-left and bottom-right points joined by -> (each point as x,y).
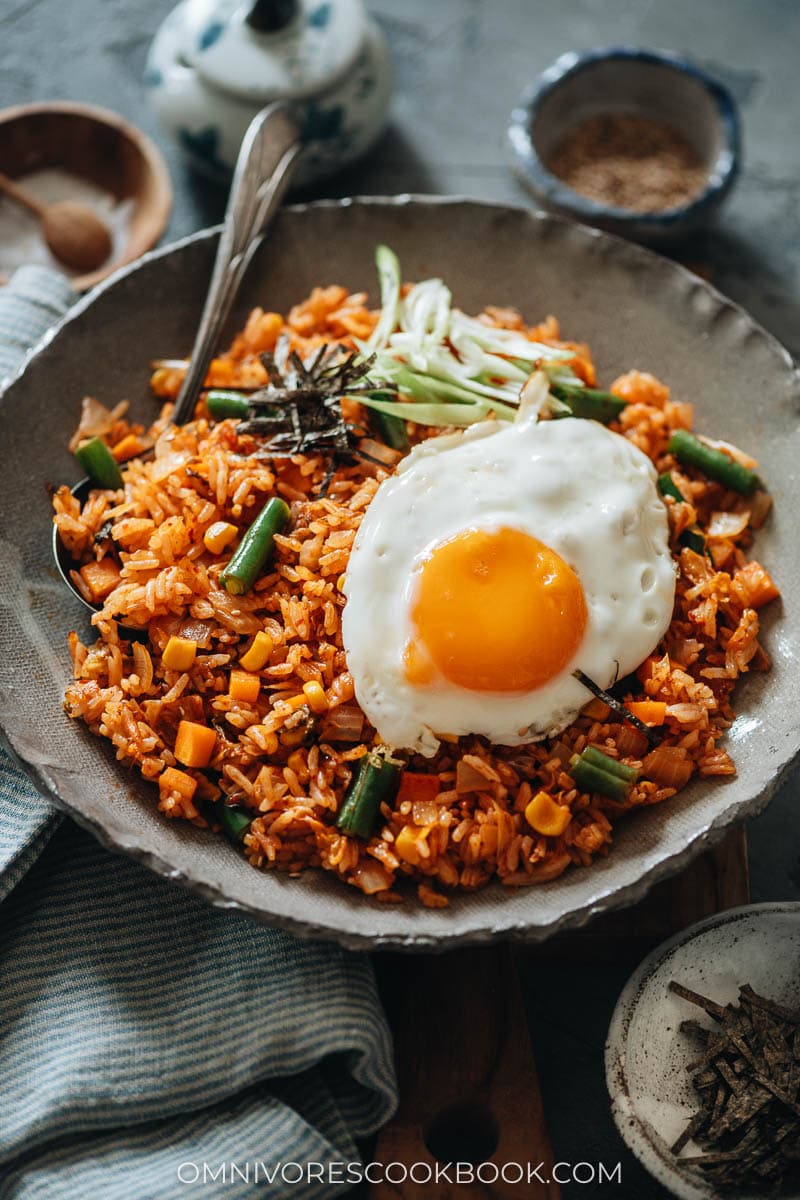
1,198 -> 798,950
606,902 -> 800,1199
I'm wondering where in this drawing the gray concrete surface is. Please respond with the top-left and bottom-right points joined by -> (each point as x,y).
2,1 -> 798,1195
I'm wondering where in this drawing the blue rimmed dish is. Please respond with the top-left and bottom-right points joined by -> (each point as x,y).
509,47 -> 741,244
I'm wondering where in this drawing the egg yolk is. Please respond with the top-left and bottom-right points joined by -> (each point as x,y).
406,527 -> 588,692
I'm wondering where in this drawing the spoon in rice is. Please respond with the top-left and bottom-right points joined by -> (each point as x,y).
52,102 -> 302,629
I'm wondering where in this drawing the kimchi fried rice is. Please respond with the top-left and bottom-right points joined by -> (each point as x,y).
53,273 -> 780,907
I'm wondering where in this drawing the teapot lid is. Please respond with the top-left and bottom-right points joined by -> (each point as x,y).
178,0 -> 367,103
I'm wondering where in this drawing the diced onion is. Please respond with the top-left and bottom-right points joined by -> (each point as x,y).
642,745 -> 693,789
456,759 -> 489,793
179,619 -> 213,649
352,860 -> 392,894
323,704 -> 364,742
707,510 -> 750,539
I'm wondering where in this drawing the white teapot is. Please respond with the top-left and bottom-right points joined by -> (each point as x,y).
145,0 -> 391,186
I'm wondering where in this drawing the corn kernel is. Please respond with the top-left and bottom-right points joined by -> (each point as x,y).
524,791 -> 572,837
336,574 -> 347,592
239,630 -> 274,671
162,636 -> 197,671
204,520 -> 238,554
302,681 -> 328,713
262,731 -> 279,755
229,669 -> 260,704
395,825 -> 424,865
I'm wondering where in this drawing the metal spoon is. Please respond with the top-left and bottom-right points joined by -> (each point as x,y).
0,170 -> 113,274
53,102 -> 302,628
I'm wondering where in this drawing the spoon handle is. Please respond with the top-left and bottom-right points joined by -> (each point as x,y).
171,103 -> 302,426
0,170 -> 46,219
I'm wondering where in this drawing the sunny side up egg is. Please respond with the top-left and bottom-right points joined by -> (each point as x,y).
341,414 -> 676,756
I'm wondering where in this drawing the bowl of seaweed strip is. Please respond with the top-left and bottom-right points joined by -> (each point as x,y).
606,903 -> 800,1199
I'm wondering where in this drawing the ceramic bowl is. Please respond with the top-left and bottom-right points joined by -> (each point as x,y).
509,47 -> 741,244
606,903 -> 800,1199
0,101 -> 172,290
1,198 -> 798,951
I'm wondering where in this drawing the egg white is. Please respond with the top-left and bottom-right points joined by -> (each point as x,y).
342,415 -> 676,756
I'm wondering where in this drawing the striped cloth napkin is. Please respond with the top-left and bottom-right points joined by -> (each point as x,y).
0,266 -> 397,1199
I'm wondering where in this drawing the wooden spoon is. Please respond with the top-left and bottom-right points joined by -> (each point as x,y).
0,169 -> 113,274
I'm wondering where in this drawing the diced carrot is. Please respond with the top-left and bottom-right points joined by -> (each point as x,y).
174,720 -> 217,768
158,766 -> 197,800
625,700 -> 667,726
79,558 -> 121,602
229,669 -> 260,703
734,561 -> 780,609
205,357 -> 235,387
111,433 -> 145,462
397,773 -> 440,806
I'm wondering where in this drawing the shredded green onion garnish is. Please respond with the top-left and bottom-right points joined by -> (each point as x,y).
352,245 -> 586,430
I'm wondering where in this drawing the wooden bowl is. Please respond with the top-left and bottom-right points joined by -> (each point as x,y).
0,101 -> 172,290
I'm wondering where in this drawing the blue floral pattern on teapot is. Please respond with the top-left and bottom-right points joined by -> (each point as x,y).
146,0 -> 391,186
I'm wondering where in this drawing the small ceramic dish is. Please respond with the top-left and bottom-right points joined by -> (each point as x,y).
508,47 -> 741,244
606,902 -> 800,1199
0,101 -> 172,290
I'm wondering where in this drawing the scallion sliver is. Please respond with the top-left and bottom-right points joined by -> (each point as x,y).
220,497 -> 290,596
74,436 -> 123,489
219,804 -> 253,842
366,390 -> 410,450
657,472 -> 685,503
657,472 -> 710,558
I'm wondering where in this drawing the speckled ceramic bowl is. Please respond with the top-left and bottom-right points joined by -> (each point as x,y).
1,198 -> 798,951
509,47 -> 741,244
606,903 -> 800,1199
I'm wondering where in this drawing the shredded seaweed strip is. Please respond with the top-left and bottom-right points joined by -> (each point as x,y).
669,979 -> 800,1193
572,669 -> 663,746
234,345 -> 397,466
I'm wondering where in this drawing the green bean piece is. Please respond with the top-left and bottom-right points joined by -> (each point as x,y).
219,804 -> 253,842
206,390 -> 251,420
580,745 -> 639,783
74,436 -> 123,489
568,753 -> 632,802
336,749 -> 402,839
221,497 -> 290,596
668,429 -> 759,496
367,391 -> 410,451
657,471 -> 685,503
550,382 -> 628,425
